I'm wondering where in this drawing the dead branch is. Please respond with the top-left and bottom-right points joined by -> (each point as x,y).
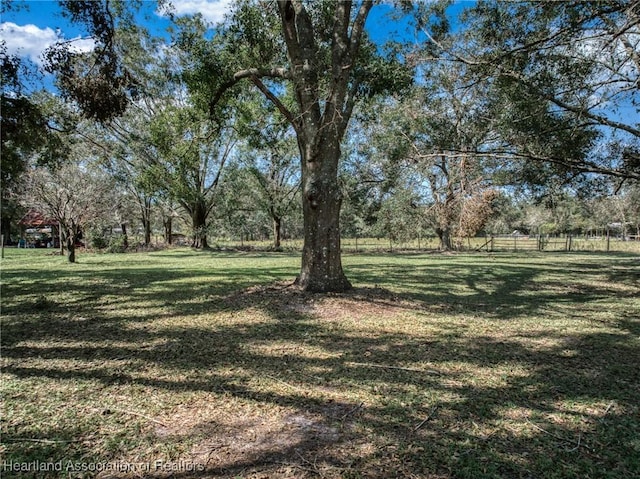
526,420 -> 592,452
340,402 -> 365,421
414,405 -> 439,431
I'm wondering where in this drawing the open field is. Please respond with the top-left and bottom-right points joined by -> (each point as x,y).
1,248 -> 639,478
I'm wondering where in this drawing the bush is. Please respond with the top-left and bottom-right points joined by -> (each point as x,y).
107,235 -> 128,253
86,228 -> 108,249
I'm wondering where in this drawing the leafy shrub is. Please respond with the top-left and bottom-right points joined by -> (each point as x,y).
86,228 -> 108,249
107,235 -> 128,253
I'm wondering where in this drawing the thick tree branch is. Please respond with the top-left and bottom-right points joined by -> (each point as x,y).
422,25 -> 640,140
502,69 -> 640,139
332,2 -> 351,80
411,147 -> 640,181
276,0 -> 321,132
209,67 -> 290,117
249,75 -> 298,133
348,0 -> 374,63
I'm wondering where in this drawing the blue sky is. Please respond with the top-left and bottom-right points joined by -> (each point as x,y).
1,1 -> 470,68
1,1 -> 173,64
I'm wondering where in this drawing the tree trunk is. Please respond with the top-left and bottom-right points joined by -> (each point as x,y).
273,216 -> 282,249
272,0 -> 373,292
59,227 -> 64,256
137,197 -> 153,246
0,215 -> 12,244
295,146 -> 351,292
66,231 -> 76,263
144,199 -> 152,245
164,217 -> 173,245
191,202 -> 208,249
143,219 -> 151,246
121,223 -> 129,249
436,227 -> 453,251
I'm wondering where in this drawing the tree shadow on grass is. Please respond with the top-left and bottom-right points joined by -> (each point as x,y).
2,252 -> 639,477
346,262 -> 613,322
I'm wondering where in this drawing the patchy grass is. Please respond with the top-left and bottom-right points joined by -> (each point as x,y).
1,248 -> 639,478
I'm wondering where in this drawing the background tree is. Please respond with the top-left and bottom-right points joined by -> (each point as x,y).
337,106 -> 390,243
236,96 -> 300,249
485,193 -> 524,235
621,183 -> 640,238
522,204 -> 553,237
102,146 -> 157,246
74,23 -> 237,250
456,189 -> 499,248
74,108 -> 158,248
24,160 -> 115,262
1,46 -> 66,244
213,168 -> 267,246
83,26 -> 174,246
372,186 -> 422,250
149,103 -> 235,249
370,60 -> 498,250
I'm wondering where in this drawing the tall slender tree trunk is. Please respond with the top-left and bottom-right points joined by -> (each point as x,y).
142,198 -> 152,246
273,216 -> 282,249
436,227 -> 453,251
164,217 -> 173,245
143,219 -> 151,246
0,215 -> 12,244
121,223 -> 129,249
59,226 -> 64,256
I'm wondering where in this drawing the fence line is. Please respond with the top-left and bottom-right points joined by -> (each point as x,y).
481,234 -> 639,253
206,235 -> 639,254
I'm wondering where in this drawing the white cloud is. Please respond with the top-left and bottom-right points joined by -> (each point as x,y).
0,22 -> 58,63
157,0 -> 234,25
0,22 -> 94,66
66,37 -> 96,54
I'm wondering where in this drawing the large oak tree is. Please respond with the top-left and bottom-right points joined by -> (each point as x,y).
193,0 -> 411,291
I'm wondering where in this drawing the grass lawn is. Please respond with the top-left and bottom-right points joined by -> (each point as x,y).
1,248 -> 639,478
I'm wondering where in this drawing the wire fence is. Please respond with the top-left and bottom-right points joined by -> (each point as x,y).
206,235 -> 640,254
479,235 -> 640,253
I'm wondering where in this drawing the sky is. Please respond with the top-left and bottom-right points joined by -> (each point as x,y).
1,1 -> 469,69
1,1 -> 173,65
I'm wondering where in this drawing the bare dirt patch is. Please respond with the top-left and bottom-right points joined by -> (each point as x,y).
223,282 -> 416,322
142,398 -> 361,478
